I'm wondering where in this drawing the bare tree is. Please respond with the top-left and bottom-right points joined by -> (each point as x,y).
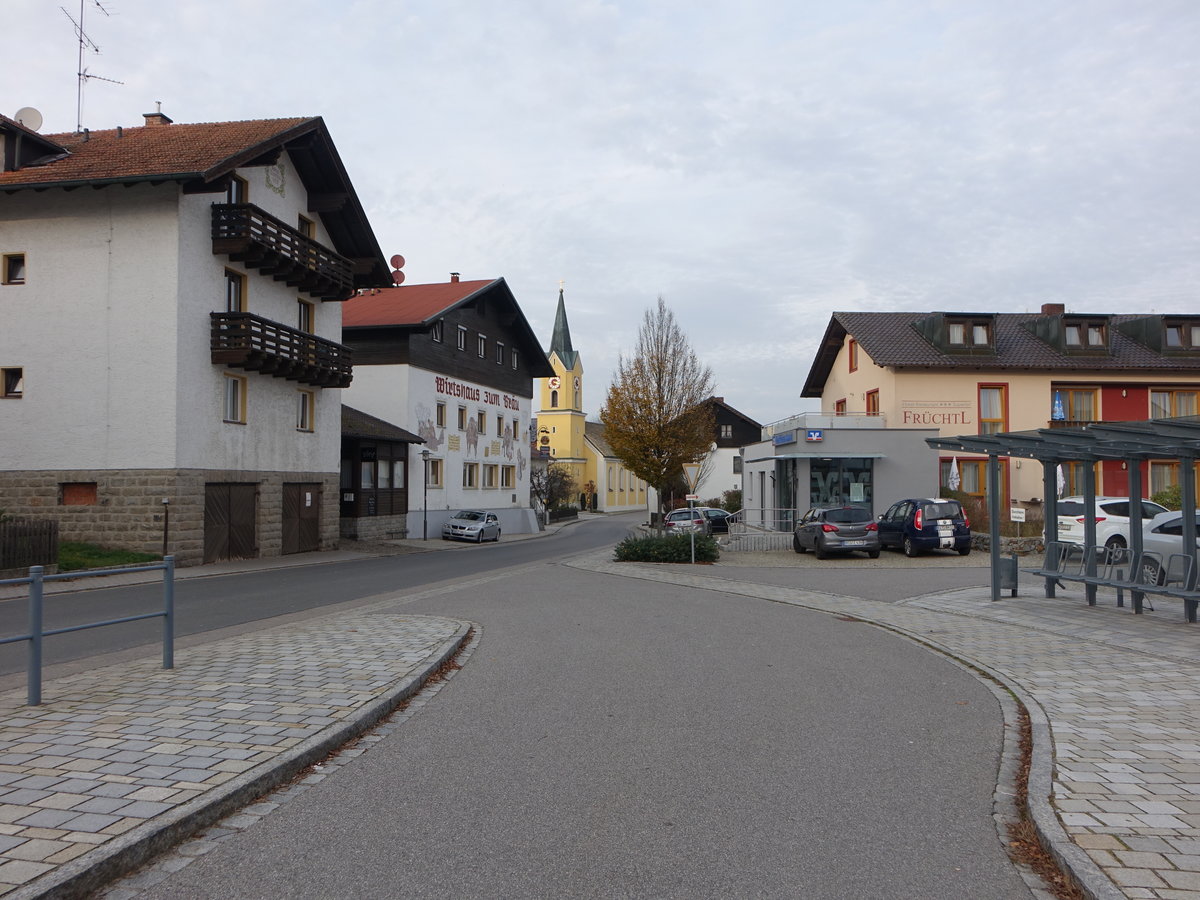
530,462 -> 578,511
600,297 -> 715,512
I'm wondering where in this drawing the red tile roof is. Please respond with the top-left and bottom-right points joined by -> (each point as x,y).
342,280 -> 498,327
0,117 -> 315,189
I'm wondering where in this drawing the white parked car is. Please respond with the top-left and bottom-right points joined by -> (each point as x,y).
1050,496 -> 1170,550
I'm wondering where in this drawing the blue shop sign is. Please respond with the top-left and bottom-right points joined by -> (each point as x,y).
772,430 -> 796,446
805,429 -> 823,442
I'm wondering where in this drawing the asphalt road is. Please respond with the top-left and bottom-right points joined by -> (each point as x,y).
119,527 -> 1034,899
0,517 -> 639,678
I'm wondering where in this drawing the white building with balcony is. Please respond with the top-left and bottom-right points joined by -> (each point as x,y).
0,111 -> 389,565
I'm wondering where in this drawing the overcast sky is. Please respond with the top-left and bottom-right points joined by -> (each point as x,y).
6,0 -> 1199,425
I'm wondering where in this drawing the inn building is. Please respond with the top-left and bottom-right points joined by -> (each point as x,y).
801,304 -> 1200,511
340,275 -> 554,537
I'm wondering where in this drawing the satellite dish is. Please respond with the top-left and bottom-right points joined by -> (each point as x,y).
14,107 -> 43,131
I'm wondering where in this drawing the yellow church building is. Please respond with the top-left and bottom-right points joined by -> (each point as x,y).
536,289 -> 649,514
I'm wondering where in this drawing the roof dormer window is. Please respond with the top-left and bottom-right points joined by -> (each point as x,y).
1165,320 -> 1200,349
947,319 -> 991,348
1063,318 -> 1107,350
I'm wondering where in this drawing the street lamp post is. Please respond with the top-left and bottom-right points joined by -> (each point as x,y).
421,449 -> 431,540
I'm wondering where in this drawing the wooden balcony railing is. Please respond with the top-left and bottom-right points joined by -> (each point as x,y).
211,312 -> 353,388
211,204 -> 354,301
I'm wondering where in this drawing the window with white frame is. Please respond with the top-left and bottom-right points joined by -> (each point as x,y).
483,464 -> 498,488
432,319 -> 444,342
477,410 -> 486,435
457,326 -> 467,350
496,342 -> 504,364
223,373 -> 247,423
511,348 -> 518,370
458,405 -> 468,430
428,458 -> 443,487
463,462 -> 479,488
296,390 -> 314,432
496,414 -> 505,436
436,402 -> 446,428
501,466 -> 515,488
477,334 -> 487,357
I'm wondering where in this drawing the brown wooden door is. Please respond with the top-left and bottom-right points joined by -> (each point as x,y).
204,483 -> 258,563
282,483 -> 321,554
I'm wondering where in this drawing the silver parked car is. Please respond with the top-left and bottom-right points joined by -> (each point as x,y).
442,509 -> 501,543
1139,510 -> 1200,583
662,508 -> 710,535
793,506 -> 881,559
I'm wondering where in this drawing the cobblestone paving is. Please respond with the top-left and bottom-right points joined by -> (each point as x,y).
573,552 -> 1200,899
0,613 -> 467,897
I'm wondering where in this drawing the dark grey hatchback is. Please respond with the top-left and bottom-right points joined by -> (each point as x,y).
792,506 -> 881,559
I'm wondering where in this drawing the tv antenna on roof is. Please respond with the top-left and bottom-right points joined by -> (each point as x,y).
61,0 -> 124,133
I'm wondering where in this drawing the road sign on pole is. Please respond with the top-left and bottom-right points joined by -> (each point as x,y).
682,463 -> 701,492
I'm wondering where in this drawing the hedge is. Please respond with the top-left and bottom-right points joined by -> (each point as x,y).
613,533 -> 720,563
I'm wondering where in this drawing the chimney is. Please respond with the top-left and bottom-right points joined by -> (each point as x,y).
1041,303 -> 1065,316
143,102 -> 173,127
450,272 -> 460,283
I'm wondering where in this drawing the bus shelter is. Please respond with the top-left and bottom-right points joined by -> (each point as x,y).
927,416 -> 1199,604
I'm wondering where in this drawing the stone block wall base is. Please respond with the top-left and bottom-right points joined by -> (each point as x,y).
0,469 -> 339,568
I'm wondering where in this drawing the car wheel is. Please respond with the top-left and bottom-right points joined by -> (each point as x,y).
814,540 -> 829,560
793,534 -> 806,554
903,536 -> 918,558
1105,535 -> 1126,551
958,546 -> 971,556
868,549 -> 880,559
1141,558 -> 1163,586
476,531 -> 484,543
494,529 -> 501,542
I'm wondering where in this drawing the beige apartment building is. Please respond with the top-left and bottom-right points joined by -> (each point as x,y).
802,304 -> 1200,512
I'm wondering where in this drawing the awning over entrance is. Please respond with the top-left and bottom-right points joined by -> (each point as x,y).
745,452 -> 886,464
925,415 -> 1199,603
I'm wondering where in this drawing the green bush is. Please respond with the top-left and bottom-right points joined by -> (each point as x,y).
1150,484 -> 1182,510
613,533 -> 720,563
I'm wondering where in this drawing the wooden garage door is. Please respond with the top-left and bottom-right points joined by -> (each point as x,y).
204,483 -> 258,563
282,482 -> 321,555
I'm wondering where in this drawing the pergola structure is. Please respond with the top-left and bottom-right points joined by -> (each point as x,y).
927,416 -> 1200,604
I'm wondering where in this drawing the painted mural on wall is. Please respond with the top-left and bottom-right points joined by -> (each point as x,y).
410,369 -> 532,506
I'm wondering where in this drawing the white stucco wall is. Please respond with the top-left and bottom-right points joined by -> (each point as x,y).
1,155 -> 344,476
0,186 -> 180,469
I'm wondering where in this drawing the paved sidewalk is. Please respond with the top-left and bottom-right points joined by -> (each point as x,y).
0,612 -> 471,898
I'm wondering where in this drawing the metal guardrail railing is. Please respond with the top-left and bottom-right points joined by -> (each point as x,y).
0,556 -> 175,706
721,508 -> 797,551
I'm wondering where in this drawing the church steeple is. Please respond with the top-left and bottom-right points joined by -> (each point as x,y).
550,288 -> 579,371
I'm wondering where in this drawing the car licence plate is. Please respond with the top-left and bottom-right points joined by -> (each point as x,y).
843,539 -> 865,546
